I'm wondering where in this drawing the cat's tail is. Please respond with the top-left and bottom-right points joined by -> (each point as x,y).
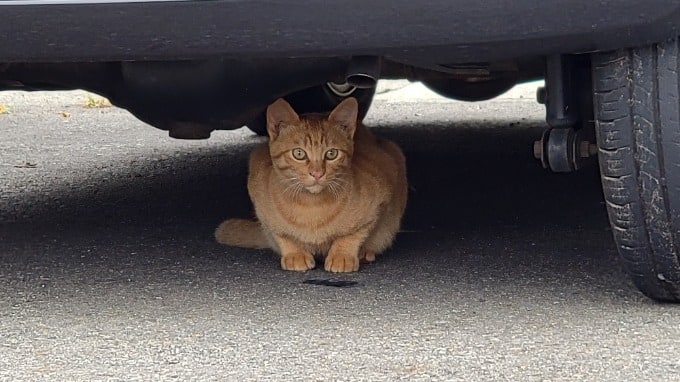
214,219 -> 270,249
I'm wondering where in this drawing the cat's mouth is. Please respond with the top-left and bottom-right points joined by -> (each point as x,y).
302,175 -> 327,194
305,184 -> 324,194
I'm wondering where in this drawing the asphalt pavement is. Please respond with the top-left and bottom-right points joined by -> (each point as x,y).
1,83 -> 679,381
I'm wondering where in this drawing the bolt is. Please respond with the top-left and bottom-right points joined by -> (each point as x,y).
536,86 -> 547,105
579,141 -> 598,158
533,140 -> 543,159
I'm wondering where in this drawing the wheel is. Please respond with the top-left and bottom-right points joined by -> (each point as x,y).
421,77 -> 517,102
247,82 -> 376,135
592,38 -> 680,302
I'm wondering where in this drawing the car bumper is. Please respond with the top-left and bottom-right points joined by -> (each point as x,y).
1,0 -> 679,63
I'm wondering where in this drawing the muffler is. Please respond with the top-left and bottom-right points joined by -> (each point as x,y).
345,56 -> 381,89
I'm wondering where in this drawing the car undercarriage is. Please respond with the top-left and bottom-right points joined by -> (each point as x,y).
2,0 -> 680,301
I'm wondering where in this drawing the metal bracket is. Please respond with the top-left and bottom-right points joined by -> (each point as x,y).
533,127 -> 597,172
544,55 -> 578,128
533,54 -> 597,172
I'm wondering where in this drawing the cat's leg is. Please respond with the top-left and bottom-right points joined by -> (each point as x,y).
358,250 -> 376,263
325,229 -> 370,273
360,205 -> 403,263
272,234 -> 315,271
361,224 -> 397,259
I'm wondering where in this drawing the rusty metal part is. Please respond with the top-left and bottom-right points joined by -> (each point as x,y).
579,141 -> 598,158
533,127 -> 597,172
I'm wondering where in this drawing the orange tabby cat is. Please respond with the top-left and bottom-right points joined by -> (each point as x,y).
215,97 -> 407,273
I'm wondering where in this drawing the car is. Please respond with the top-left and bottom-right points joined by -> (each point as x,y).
1,0 -> 680,302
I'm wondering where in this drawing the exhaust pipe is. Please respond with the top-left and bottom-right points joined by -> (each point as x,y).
345,56 -> 381,89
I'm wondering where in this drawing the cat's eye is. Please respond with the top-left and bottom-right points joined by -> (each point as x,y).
292,148 -> 307,160
325,149 -> 339,160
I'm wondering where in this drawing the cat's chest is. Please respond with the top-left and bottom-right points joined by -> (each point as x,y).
278,198 -> 344,227
270,196 -> 365,241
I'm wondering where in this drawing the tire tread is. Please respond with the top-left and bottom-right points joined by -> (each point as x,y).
593,39 -> 680,301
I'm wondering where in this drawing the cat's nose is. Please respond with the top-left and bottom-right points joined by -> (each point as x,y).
309,170 -> 325,180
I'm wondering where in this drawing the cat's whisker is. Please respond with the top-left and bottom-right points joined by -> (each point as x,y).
282,179 -> 304,199
327,182 -> 337,200
294,183 -> 304,201
281,177 -> 298,186
330,175 -> 349,186
282,181 -> 295,188
328,181 -> 343,200
333,178 -> 348,188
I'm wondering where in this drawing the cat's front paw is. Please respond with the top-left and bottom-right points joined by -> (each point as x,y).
324,252 -> 360,273
281,252 -> 315,271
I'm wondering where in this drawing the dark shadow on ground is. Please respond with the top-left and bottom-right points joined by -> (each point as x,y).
0,121 -> 637,303
1,122 -> 606,230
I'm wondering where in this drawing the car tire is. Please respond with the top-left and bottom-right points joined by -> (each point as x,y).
592,38 -> 680,302
247,83 -> 375,136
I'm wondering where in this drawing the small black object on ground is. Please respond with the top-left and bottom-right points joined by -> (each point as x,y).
303,279 -> 358,288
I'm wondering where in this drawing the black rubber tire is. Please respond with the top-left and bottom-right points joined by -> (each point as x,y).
592,38 -> 680,302
247,84 -> 375,136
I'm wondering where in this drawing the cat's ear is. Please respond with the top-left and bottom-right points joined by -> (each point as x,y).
328,97 -> 358,139
266,98 -> 300,140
